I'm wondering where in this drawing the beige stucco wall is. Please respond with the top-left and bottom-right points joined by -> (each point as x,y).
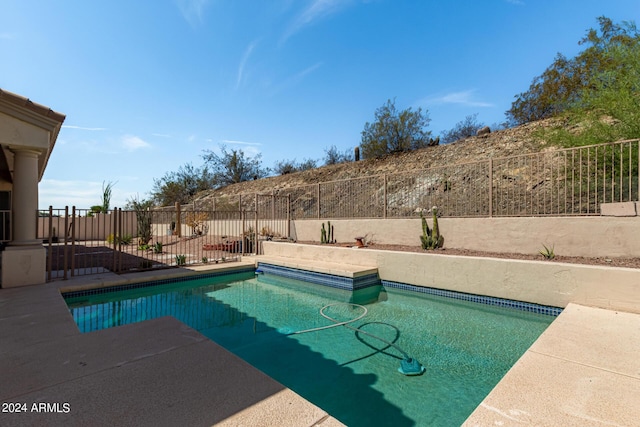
261,242 -> 640,314
1,245 -> 46,287
37,212 -> 138,241
291,216 -> 640,258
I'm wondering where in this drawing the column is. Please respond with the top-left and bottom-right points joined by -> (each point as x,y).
10,148 -> 41,245
1,148 -> 46,287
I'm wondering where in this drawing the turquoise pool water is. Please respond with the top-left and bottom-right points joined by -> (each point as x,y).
65,271 -> 555,426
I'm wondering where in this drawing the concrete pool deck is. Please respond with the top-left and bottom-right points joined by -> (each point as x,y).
0,262 -> 344,427
463,303 -> 640,426
1,262 -> 639,426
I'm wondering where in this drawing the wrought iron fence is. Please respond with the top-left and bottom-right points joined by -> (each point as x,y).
229,139 -> 639,218
491,139 -> 639,216
39,205 -> 286,281
0,210 -> 11,242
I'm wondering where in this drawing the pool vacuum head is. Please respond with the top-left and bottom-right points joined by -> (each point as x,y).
398,357 -> 426,376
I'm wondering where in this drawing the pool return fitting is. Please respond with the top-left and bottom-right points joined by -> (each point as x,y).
285,302 -> 426,376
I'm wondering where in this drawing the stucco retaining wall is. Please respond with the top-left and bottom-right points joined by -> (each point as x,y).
291,216 -> 640,258
262,241 -> 640,314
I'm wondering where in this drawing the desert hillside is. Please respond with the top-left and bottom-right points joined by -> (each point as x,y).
195,120 -> 557,202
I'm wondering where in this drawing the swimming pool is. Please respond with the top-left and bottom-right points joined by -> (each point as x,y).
64,270 -> 556,426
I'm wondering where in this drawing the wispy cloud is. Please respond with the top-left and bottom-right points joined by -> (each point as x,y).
269,62 -> 323,95
295,62 -> 323,80
121,135 -> 151,151
62,125 -> 107,131
0,33 -> 15,40
236,40 -> 259,90
505,0 -> 525,5
421,90 -> 494,108
175,0 -> 211,28
152,133 -> 172,138
280,0 -> 349,45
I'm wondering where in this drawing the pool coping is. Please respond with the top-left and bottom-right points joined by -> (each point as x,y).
2,257 -> 639,426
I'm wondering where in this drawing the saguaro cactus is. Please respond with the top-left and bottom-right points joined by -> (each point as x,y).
328,220 -> 334,243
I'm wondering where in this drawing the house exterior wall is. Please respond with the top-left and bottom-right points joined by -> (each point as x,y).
0,90 -> 64,288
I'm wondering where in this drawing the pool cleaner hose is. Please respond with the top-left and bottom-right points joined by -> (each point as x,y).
287,303 -> 426,376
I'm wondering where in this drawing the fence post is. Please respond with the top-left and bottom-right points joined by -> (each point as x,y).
241,209 -> 245,253
317,183 -> 320,219
488,158 -> 493,218
112,208 -> 118,273
70,206 -> 76,277
254,193 -> 259,254
383,174 -> 387,219
117,208 -> 123,272
271,194 -> 275,220
175,202 -> 181,237
47,206 -> 53,281
63,206 -> 69,280
287,194 -> 291,239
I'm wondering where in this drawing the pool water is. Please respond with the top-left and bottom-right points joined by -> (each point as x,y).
65,271 -> 555,426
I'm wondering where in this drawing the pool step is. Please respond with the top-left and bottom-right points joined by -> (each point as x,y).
255,256 -> 379,292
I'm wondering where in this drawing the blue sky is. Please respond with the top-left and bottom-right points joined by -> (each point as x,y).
1,0 -> 638,209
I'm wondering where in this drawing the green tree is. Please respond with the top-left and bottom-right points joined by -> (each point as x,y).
584,40 -> 640,139
542,36 -> 640,146
360,99 -> 432,158
506,17 -> 639,126
440,114 -> 485,144
151,163 -> 215,206
201,145 -> 269,187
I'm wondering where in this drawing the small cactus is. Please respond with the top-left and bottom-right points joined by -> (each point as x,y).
321,223 -> 327,244
420,207 -> 444,250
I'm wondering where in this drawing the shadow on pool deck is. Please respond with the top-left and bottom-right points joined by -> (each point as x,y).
0,265 -> 346,427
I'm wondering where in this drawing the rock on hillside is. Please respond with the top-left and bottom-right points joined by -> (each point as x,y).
194,119 -> 557,202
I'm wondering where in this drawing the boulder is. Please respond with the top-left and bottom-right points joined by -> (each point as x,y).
477,126 -> 491,136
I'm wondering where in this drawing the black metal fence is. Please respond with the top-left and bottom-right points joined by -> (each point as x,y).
39,197 -> 291,280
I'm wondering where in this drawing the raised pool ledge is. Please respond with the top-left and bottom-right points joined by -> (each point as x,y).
256,255 -> 378,279
256,254 -> 379,292
260,241 -> 640,314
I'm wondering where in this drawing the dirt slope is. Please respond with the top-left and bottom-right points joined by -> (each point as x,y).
195,120 -> 557,201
